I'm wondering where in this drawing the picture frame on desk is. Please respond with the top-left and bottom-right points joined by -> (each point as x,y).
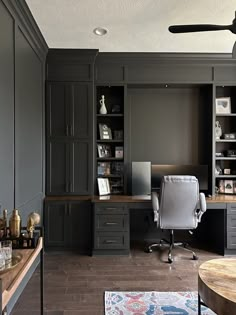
216,97 -> 231,114
97,178 -> 110,195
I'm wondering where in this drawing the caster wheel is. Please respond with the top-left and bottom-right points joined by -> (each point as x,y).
168,257 -> 173,263
193,255 -> 198,260
145,247 -> 152,253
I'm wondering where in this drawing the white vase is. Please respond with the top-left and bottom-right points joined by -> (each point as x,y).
99,95 -> 107,114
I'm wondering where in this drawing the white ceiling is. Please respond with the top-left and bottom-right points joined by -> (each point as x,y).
26,0 -> 236,53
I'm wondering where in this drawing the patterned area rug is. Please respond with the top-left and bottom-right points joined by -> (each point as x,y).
105,291 -> 216,315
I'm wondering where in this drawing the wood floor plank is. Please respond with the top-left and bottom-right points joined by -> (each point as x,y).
11,245 -> 222,314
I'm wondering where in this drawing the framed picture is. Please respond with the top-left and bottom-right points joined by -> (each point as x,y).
97,162 -> 111,175
97,144 -> 111,158
224,180 -> 233,194
97,178 -> 110,195
115,146 -> 123,158
99,124 -> 112,140
216,97 -> 231,114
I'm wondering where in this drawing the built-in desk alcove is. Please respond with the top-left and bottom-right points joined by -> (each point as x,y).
126,84 -> 213,195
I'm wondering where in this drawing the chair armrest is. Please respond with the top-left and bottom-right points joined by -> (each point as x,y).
152,192 -> 159,222
197,192 -> 207,222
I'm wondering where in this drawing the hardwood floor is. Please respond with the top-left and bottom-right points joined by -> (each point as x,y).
11,244 -> 221,315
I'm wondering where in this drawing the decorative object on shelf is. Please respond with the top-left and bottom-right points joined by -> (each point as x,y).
97,144 -> 112,158
114,130 -> 123,140
226,150 -> 236,157
27,212 -> 40,238
224,168 -> 231,175
97,178 -> 110,195
215,121 -> 222,140
215,152 -> 224,157
233,181 -> 236,194
223,133 -> 236,140
115,146 -> 123,158
99,95 -> 107,114
111,162 -> 124,175
219,180 -> 225,193
111,104 -> 121,113
224,180 -> 233,194
9,209 -> 21,238
215,165 -> 222,175
216,97 -> 231,114
99,123 -> 112,140
97,162 -> 111,176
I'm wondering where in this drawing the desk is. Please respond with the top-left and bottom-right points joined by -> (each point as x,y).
0,237 -> 43,314
92,195 -> 236,255
198,258 -> 236,315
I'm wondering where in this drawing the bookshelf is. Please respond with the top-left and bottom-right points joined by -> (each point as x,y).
96,86 -> 125,195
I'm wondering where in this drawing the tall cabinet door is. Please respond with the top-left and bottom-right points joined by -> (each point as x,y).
47,82 -> 70,137
44,201 -> 67,247
69,83 -> 92,138
67,201 -> 92,252
47,140 -> 70,194
70,141 -> 91,194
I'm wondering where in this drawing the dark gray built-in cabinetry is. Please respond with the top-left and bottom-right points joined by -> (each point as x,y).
44,199 -> 91,252
93,202 -> 129,255
46,82 -> 93,195
45,50 -> 97,252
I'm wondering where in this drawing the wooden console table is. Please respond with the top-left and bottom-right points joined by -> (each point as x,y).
198,258 -> 236,315
0,237 -> 43,314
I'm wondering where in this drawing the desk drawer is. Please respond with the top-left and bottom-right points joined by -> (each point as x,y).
94,203 -> 127,214
227,215 -> 236,231
94,232 -> 129,249
95,214 -> 129,231
227,203 -> 236,215
227,232 -> 236,249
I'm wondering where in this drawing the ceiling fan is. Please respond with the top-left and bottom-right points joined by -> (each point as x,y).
169,12 -> 236,34
169,12 -> 236,57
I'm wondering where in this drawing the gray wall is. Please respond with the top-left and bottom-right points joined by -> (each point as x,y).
0,0 -> 47,225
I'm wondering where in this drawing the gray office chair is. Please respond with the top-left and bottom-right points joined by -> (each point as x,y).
147,175 -> 207,263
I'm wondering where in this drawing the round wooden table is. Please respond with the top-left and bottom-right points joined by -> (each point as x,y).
198,258 -> 236,315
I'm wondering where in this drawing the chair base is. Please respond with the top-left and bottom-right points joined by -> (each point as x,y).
146,230 -> 198,263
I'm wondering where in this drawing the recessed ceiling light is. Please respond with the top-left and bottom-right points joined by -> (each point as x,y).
93,27 -> 108,36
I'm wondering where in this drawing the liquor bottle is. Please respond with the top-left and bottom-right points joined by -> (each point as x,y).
9,209 -> 21,238
3,209 -> 7,237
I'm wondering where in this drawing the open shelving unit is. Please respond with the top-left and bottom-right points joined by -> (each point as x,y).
95,86 -> 125,195
214,85 -> 236,195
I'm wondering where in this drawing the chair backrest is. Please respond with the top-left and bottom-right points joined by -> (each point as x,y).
159,175 -> 199,230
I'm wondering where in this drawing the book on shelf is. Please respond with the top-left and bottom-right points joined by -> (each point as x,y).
97,162 -> 111,176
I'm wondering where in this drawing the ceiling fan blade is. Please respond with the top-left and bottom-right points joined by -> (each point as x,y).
169,24 -> 232,34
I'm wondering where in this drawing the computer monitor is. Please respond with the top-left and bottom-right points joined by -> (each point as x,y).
151,164 -> 208,192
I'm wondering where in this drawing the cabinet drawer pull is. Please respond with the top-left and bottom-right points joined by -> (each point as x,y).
105,208 -> 117,211
65,182 -> 69,193
66,125 -> 69,136
105,240 -> 117,244
105,222 -> 117,225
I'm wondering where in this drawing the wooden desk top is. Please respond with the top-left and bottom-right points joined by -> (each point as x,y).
198,258 -> 236,315
45,194 -> 236,203
1,237 -> 43,311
